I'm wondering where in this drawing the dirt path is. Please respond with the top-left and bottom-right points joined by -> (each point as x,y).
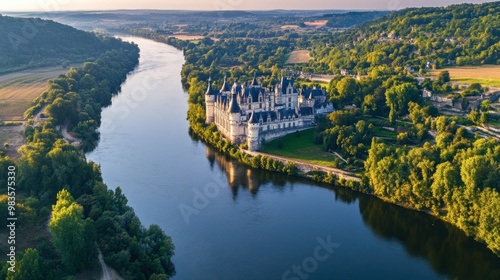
0,125 -> 25,159
99,251 -> 123,280
245,150 -> 361,182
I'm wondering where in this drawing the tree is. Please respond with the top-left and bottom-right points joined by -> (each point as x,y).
332,77 -> 358,106
49,189 -> 97,273
385,83 -> 420,122
480,100 -> 491,112
6,249 -> 42,280
438,70 -> 450,83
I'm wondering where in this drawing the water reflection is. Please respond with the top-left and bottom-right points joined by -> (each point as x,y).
206,143 -> 500,280
205,146 -> 289,197
359,196 -> 500,280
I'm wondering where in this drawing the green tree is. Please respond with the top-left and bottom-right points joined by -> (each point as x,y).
6,249 -> 42,280
438,70 -> 451,83
49,189 -> 97,273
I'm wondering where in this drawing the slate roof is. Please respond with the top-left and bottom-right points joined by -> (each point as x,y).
277,77 -> 295,95
299,107 -> 313,116
241,86 -> 266,101
301,89 -> 324,98
205,78 -> 219,96
221,75 -> 231,92
251,74 -> 259,86
228,93 -> 241,113
248,111 -> 258,124
246,108 -> 297,124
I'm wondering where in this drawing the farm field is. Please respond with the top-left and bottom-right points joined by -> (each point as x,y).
0,64 -> 79,121
286,50 -> 311,64
303,20 -> 328,28
430,65 -> 500,88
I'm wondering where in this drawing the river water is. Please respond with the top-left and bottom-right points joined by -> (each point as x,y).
86,37 -> 500,280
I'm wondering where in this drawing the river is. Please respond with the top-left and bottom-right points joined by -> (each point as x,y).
86,37 -> 500,280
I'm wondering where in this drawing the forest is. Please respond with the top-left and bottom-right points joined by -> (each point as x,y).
0,19 -> 175,280
308,2 -> 500,74
0,15 -> 126,74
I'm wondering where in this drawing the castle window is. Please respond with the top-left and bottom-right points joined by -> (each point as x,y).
248,105 -> 251,109
259,103 -> 262,109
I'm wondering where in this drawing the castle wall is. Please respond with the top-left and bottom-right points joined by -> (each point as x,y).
260,125 -> 315,146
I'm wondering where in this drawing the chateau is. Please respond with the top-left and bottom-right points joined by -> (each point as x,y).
205,75 -> 334,151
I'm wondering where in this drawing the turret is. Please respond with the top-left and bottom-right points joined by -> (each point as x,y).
205,77 -> 216,124
220,75 -> 231,94
251,73 -> 259,87
227,92 -> 241,143
247,111 -> 260,151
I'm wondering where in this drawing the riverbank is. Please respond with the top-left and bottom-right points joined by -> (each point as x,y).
244,149 -> 360,182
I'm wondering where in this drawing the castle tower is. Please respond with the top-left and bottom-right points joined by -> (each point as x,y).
220,75 -> 231,95
247,111 -> 260,151
205,77 -> 216,124
227,92 -> 241,143
251,73 -> 259,87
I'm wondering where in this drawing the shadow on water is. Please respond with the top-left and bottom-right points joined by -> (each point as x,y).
358,196 -> 500,280
196,131 -> 500,280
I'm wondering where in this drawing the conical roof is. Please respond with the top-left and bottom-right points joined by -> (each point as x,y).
221,75 -> 231,92
248,111 -> 258,124
205,77 -> 215,95
227,93 -> 241,113
251,73 -> 259,87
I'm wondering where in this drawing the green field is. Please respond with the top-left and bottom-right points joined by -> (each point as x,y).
296,81 -> 330,91
452,78 -> 500,88
372,126 -> 398,139
260,128 -> 340,167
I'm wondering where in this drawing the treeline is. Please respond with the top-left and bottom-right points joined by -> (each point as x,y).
309,2 -> 500,74
0,16 -> 123,73
365,133 -> 500,255
324,11 -> 390,28
167,36 -> 294,90
0,37 -> 175,279
24,39 -> 139,152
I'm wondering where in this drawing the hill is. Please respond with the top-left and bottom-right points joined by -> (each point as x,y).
0,15 -> 120,73
309,2 -> 500,74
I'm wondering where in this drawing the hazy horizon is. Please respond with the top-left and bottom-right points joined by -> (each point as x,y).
0,0 -> 494,12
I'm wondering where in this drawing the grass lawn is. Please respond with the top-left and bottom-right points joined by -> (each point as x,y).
452,78 -> 500,88
296,81 -> 330,91
260,128 -> 340,168
488,119 -> 500,126
372,126 -> 398,139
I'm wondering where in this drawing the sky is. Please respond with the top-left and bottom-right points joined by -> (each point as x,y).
0,0 -> 493,12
